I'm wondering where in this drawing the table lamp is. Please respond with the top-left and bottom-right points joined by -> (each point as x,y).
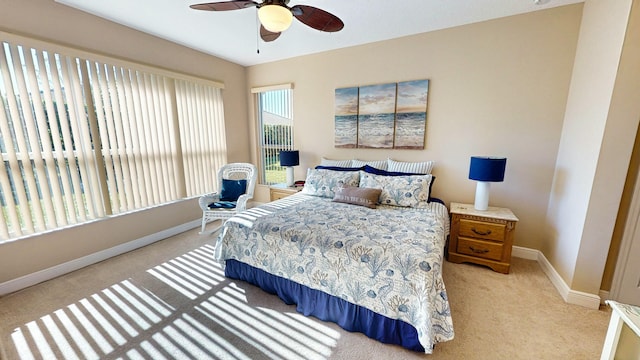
279,150 -> 299,187
469,156 -> 507,211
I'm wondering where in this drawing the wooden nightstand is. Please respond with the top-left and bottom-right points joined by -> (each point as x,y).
269,184 -> 302,201
448,202 -> 518,274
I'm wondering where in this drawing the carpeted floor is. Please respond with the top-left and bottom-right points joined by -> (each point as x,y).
0,227 -> 611,359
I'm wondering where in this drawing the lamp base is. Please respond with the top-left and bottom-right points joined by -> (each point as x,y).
285,167 -> 294,187
474,181 -> 490,211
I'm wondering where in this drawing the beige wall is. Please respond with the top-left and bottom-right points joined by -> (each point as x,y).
247,5 -> 583,251
545,0 -> 639,294
585,0 -> 640,292
0,0 -> 250,284
0,200 -> 197,282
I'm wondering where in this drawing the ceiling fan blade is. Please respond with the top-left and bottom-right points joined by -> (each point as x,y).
190,0 -> 258,11
260,25 -> 281,42
291,5 -> 344,32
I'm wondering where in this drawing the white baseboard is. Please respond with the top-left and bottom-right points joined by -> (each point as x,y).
511,246 -> 539,260
512,246 -> 602,309
0,220 -> 201,297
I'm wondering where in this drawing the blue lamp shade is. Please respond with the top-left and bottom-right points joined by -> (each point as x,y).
279,150 -> 299,167
469,157 -> 507,182
468,156 -> 507,211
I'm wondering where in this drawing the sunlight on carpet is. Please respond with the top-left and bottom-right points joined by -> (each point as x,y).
8,243 -> 341,359
147,244 -> 227,299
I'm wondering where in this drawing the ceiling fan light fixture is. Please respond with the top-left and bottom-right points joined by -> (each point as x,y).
258,5 -> 293,33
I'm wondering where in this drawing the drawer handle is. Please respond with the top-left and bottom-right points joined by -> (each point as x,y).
471,227 -> 492,236
469,246 -> 489,254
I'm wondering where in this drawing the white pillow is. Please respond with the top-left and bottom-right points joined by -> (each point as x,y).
302,168 -> 360,198
351,159 -> 388,170
387,158 -> 434,174
320,157 -> 353,168
359,171 -> 432,207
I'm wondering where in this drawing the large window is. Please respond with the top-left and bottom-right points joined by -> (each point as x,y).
0,32 -> 227,241
254,85 -> 294,185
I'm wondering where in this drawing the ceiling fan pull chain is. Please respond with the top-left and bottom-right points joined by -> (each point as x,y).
255,10 -> 260,54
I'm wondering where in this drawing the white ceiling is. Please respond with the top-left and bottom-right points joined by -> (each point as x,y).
55,0 -> 583,67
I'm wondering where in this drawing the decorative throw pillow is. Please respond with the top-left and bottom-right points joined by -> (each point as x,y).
332,186 -> 382,209
387,158 -> 434,174
351,159 -> 388,171
320,157 -> 353,168
363,165 -> 437,203
359,171 -> 432,207
220,179 -> 247,201
301,169 -> 360,198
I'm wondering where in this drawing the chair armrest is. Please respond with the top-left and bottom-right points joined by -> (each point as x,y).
236,193 -> 253,211
199,193 -> 220,211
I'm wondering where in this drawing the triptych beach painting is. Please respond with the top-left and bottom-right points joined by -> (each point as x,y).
334,79 -> 429,149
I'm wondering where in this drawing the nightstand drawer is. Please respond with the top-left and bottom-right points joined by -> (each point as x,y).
457,237 -> 504,261
458,219 -> 506,242
269,184 -> 302,201
270,190 -> 292,201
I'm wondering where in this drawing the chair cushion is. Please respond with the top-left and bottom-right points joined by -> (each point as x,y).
208,201 -> 237,209
220,179 -> 247,201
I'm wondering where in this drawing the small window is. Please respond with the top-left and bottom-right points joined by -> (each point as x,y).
255,87 -> 294,185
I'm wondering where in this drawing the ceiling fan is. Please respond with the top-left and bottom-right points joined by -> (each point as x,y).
189,0 -> 344,42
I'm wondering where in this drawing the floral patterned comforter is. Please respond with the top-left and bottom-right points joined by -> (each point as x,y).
215,193 -> 454,353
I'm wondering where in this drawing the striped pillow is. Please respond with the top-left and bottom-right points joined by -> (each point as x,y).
320,157 -> 353,168
351,159 -> 388,170
387,158 -> 434,174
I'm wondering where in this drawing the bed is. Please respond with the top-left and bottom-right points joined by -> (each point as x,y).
213,166 -> 454,353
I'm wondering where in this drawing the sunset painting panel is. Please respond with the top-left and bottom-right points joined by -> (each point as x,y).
357,83 -> 397,149
334,87 -> 359,148
394,79 -> 429,149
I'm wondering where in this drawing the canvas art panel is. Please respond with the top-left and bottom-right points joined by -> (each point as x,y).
357,83 -> 397,149
334,87 -> 359,148
395,79 -> 429,149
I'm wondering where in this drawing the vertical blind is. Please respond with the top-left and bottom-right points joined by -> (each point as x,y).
0,33 -> 226,241
254,86 -> 294,185
176,80 -> 227,196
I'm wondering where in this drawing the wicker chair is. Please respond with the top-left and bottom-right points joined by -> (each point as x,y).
198,162 -> 257,234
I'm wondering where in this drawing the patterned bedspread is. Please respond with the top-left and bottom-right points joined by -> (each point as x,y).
214,193 -> 454,353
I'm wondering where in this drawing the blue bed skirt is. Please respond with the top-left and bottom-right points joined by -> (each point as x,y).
225,259 -> 426,352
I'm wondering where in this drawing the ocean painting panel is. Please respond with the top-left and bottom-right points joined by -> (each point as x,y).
335,87 -> 359,148
358,83 -> 397,149
395,79 -> 429,149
